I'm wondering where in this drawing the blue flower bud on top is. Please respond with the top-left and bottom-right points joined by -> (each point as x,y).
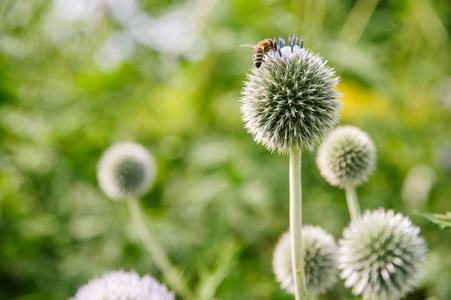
240,34 -> 342,154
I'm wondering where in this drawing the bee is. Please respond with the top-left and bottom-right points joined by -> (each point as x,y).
240,39 -> 278,68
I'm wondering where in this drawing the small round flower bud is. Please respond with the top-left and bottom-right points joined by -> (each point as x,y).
97,142 -> 155,200
316,125 -> 376,188
240,34 -> 342,154
338,209 -> 427,300
71,270 -> 175,300
272,225 -> 339,296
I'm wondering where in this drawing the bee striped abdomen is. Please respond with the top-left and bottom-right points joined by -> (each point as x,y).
240,39 -> 275,68
253,47 -> 265,68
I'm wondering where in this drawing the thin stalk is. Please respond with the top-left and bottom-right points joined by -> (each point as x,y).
304,0 -> 326,31
337,0 -> 380,45
289,149 -> 307,300
127,197 -> 196,300
344,184 -> 361,221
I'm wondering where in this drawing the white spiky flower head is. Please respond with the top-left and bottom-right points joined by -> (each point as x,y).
316,125 -> 376,188
338,209 -> 427,300
97,142 -> 155,200
272,225 -> 339,296
240,34 -> 342,154
71,269 -> 175,300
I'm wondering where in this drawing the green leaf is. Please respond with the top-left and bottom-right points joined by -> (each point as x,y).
196,240 -> 241,300
417,212 -> 451,229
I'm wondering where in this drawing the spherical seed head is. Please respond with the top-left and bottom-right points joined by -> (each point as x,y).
316,125 -> 376,188
272,225 -> 339,296
240,34 -> 342,154
72,269 -> 175,300
338,209 -> 427,300
97,142 -> 155,200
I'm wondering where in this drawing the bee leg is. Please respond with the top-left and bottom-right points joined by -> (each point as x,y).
268,55 -> 278,66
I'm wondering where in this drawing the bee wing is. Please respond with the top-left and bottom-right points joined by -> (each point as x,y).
239,43 -> 258,48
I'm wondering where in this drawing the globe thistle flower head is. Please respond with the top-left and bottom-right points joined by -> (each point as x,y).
240,33 -> 342,154
72,269 -> 175,300
317,125 -> 376,188
97,142 -> 155,200
338,209 -> 427,300
272,225 -> 339,296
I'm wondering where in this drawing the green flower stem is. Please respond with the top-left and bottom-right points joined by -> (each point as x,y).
337,0 -> 380,45
127,197 -> 196,300
344,184 -> 361,221
289,149 -> 307,300
304,0 -> 326,31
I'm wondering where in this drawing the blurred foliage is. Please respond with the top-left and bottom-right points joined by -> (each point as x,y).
0,0 -> 450,299
419,212 -> 451,229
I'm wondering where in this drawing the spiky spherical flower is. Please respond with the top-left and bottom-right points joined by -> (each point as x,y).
338,209 -> 427,300
97,142 -> 155,200
316,125 -> 376,188
240,34 -> 342,154
71,270 -> 175,300
272,225 -> 339,296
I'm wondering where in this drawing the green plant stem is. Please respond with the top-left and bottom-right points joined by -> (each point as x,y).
337,0 -> 380,45
289,149 -> 307,300
304,0 -> 326,31
344,184 -> 361,221
127,197 -> 196,300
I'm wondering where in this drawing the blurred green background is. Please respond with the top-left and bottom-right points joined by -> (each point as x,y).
1,0 -> 451,299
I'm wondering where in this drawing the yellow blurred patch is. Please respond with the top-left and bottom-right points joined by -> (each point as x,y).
338,81 -> 390,121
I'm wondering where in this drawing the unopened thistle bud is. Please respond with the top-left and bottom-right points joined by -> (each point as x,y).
71,270 -> 175,300
317,125 -> 376,188
240,34 -> 342,154
97,142 -> 155,200
338,209 -> 427,300
272,225 -> 339,296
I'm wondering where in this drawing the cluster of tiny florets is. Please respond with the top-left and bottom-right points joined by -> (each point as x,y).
97,142 -> 155,200
338,209 -> 427,300
272,225 -> 339,296
240,34 -> 342,154
317,125 -> 376,188
71,270 -> 175,300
